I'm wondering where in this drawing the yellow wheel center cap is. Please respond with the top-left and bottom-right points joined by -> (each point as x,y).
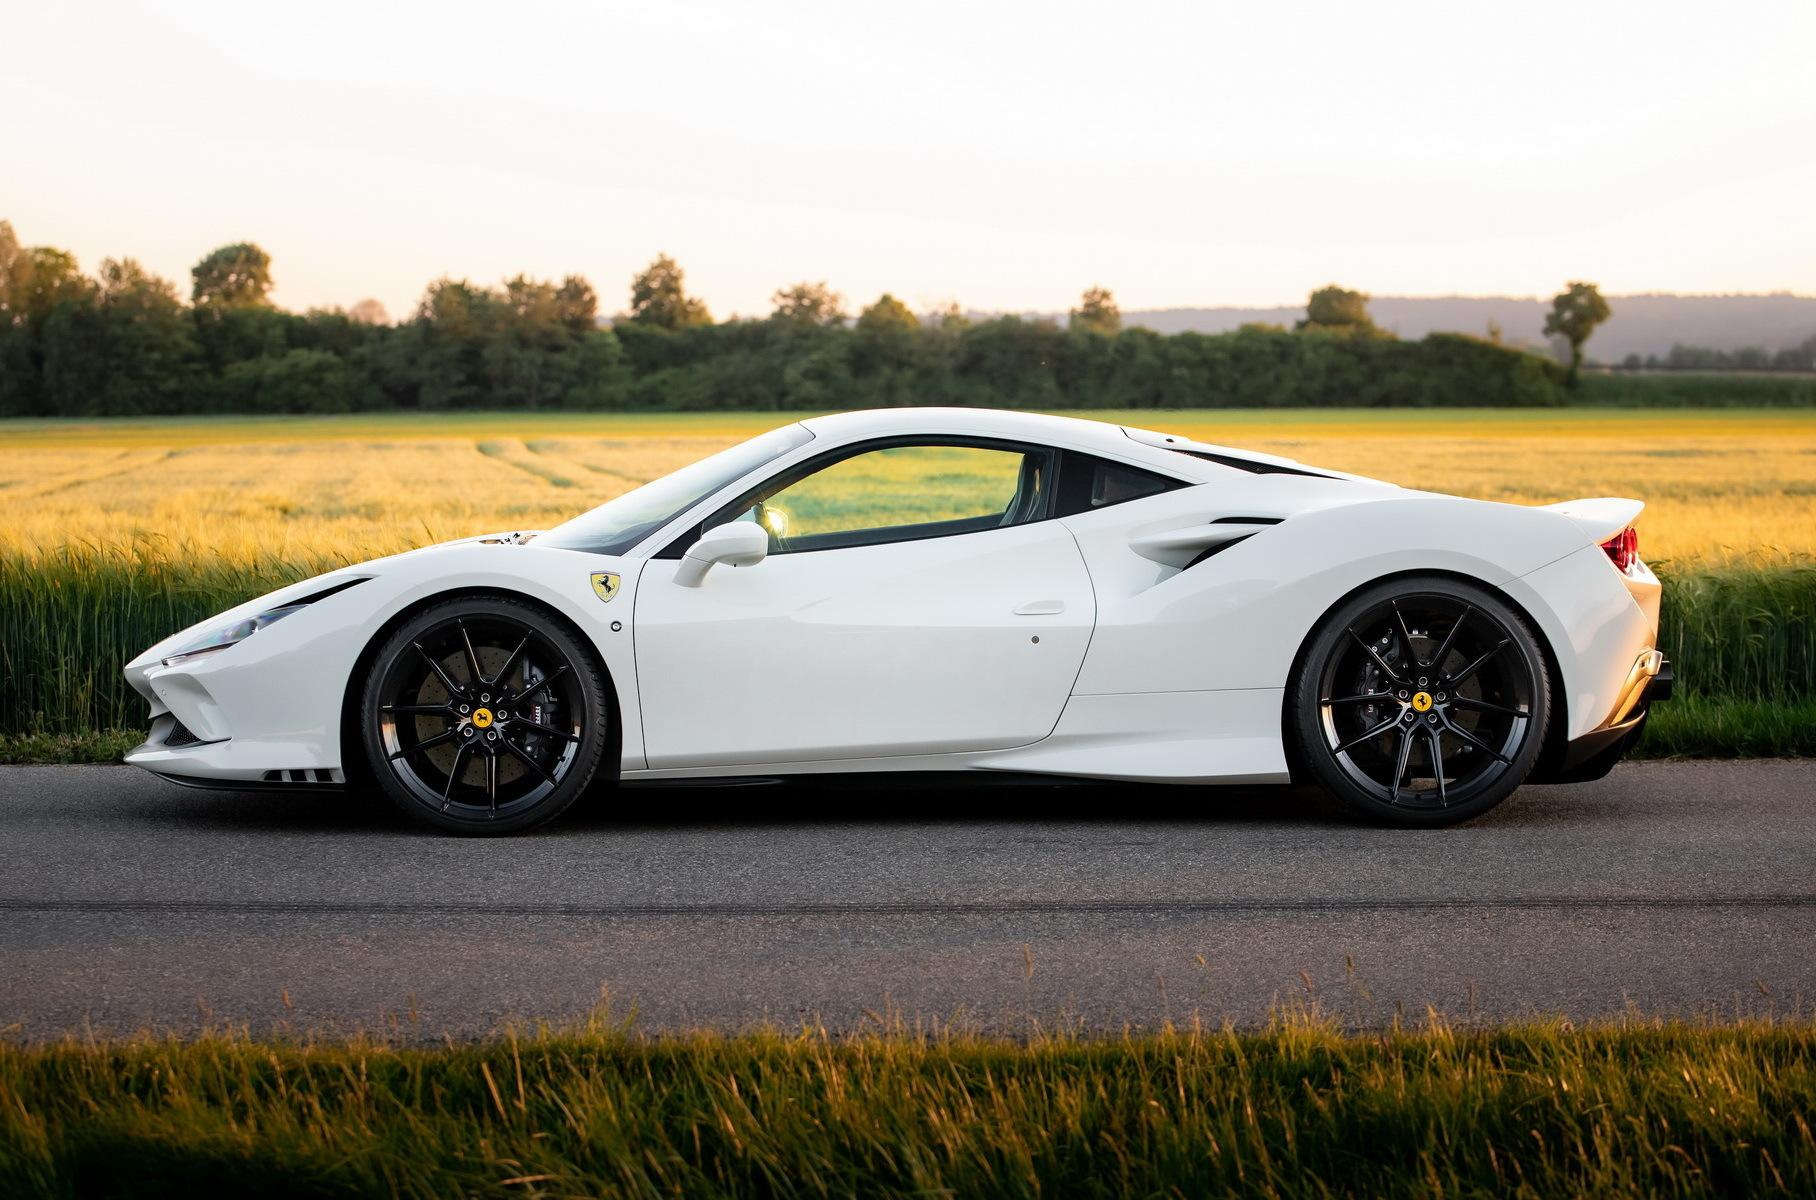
1411,692 -> 1433,713
471,707 -> 494,729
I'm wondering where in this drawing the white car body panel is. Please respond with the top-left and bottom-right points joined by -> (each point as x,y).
634,520 -> 1095,767
121,407 -> 1664,791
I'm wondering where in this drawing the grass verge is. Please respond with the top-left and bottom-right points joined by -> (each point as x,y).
2,1018 -> 1812,1197
1639,695 -> 1816,759
0,729 -> 140,765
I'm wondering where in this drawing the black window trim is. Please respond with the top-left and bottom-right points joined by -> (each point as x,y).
654,434 -> 1062,559
1165,447 -> 1334,479
1051,449 -> 1187,518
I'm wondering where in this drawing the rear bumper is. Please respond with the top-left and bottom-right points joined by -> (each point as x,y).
1547,652 -> 1672,779
1605,648 -> 1672,727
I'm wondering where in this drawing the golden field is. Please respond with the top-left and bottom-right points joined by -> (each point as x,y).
1,408 -> 1812,568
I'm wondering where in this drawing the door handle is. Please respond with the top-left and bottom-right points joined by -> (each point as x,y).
1013,600 -> 1066,616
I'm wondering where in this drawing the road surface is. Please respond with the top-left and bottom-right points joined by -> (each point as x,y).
2,761 -> 1813,1037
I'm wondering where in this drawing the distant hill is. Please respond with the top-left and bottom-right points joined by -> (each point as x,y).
1021,294 -> 1816,362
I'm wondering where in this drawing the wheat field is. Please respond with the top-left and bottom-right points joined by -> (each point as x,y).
1,408 -> 1812,568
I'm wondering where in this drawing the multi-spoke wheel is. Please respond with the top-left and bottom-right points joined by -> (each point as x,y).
360,597 -> 610,833
1289,576 -> 1551,826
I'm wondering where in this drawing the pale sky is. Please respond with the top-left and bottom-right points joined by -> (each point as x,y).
5,0 -> 1813,320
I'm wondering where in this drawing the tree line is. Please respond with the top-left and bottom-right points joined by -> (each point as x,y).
1618,339 -> 1816,373
1,222 -> 1604,417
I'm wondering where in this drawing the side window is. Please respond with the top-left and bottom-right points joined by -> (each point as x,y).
736,442 -> 1051,553
1055,452 -> 1185,517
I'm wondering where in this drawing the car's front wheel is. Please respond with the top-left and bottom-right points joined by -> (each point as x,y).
1288,576 -> 1550,826
360,597 -> 610,834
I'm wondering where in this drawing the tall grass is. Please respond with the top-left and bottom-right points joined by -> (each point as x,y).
2,1017 -> 1813,1197
0,542 -> 352,738
1,545 -> 1810,753
1657,560 -> 1816,703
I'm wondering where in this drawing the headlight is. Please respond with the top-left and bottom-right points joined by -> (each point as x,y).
162,604 -> 310,666
154,576 -> 369,668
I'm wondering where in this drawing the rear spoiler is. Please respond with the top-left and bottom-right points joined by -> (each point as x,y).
1540,497 -> 1644,545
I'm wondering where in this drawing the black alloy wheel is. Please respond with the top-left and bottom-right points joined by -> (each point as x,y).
1289,576 -> 1550,826
361,596 -> 609,833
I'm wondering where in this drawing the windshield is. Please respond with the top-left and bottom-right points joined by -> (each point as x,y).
537,424 -> 814,555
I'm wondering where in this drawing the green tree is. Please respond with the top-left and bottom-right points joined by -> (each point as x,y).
0,222 -> 26,414
191,242 -> 273,308
1543,281 -> 1612,385
0,220 -> 25,312
215,349 -> 352,413
855,293 -> 919,336
0,235 -> 97,416
770,281 -> 846,326
1298,284 -> 1377,334
1069,285 -> 1121,334
849,293 -> 922,384
554,276 -> 598,332
627,253 -> 711,328
399,274 -> 626,411
86,258 -> 198,413
12,246 -> 96,322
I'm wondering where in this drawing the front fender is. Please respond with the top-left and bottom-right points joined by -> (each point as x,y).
123,542 -> 645,775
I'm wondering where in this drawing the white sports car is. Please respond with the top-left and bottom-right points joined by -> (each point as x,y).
124,408 -> 1671,833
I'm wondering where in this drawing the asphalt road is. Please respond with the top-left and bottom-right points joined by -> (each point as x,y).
3,761 -> 1813,1037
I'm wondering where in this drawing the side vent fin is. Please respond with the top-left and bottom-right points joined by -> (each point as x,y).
1186,535 -> 1256,568
1129,517 -> 1285,568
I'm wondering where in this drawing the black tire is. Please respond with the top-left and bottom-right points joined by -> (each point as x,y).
360,596 -> 610,834
1288,576 -> 1551,827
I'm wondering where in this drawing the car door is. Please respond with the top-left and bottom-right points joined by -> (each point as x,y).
632,440 -> 1096,769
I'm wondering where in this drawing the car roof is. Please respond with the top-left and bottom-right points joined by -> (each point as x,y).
797,406 -> 1129,449
795,407 -> 1360,483
797,407 -> 1230,478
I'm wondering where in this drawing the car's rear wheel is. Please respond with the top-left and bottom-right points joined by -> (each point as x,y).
360,597 -> 609,834
1289,576 -> 1550,826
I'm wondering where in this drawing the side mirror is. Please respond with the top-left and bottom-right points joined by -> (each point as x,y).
674,521 -> 769,587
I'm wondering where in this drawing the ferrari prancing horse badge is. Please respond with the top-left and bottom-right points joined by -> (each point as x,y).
590,572 -> 621,604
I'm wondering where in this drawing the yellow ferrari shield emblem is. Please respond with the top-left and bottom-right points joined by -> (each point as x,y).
1411,691 -> 1433,713
471,707 -> 494,729
590,572 -> 621,604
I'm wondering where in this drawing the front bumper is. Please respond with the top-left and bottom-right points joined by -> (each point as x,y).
122,619 -> 355,786
126,715 -> 347,790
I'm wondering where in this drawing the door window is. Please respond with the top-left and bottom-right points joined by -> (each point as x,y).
735,442 -> 1051,553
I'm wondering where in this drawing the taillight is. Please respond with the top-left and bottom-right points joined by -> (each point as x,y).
1602,527 -> 1638,572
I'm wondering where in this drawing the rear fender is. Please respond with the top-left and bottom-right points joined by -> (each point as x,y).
1065,491 -> 1588,697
